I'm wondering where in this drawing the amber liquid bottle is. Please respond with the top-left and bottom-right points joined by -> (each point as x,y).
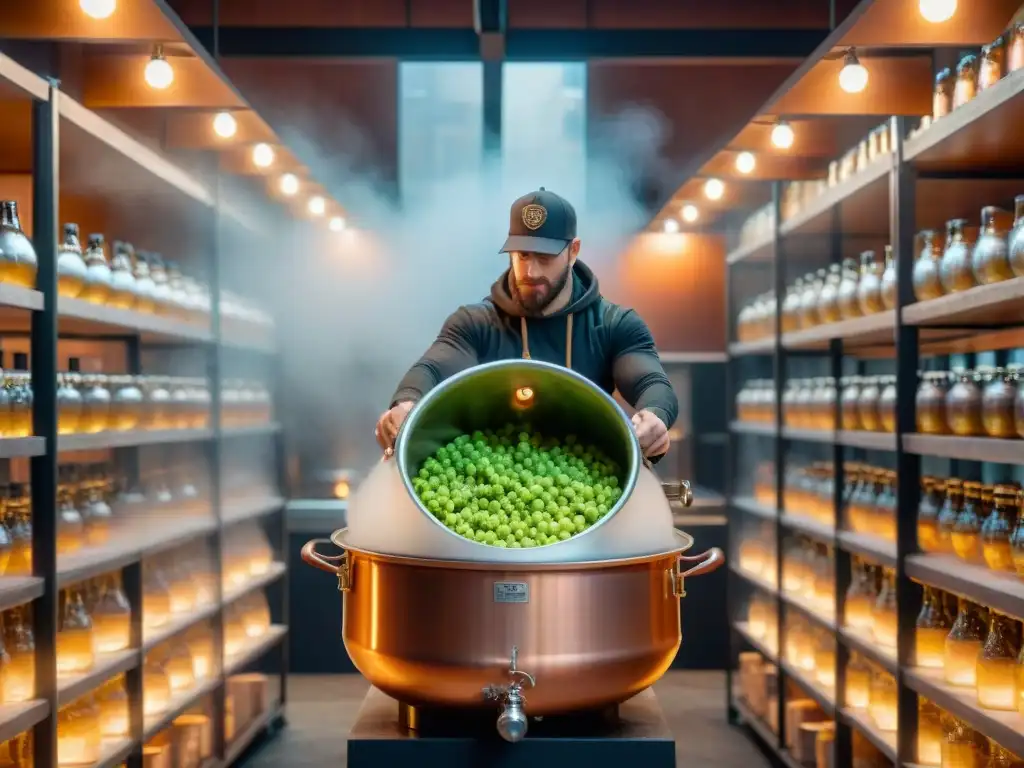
976,611 -> 1021,711
952,481 -> 985,563
982,485 -> 1020,572
945,598 -> 988,687
916,585 -> 952,669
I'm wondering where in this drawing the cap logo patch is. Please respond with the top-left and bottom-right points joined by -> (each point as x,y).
521,204 -> 547,231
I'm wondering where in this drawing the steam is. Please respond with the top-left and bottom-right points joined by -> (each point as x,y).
247,69 -> 676,478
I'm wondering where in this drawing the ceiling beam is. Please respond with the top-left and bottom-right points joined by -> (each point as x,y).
187,26 -> 831,60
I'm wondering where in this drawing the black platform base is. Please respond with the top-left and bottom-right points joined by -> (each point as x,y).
347,687 -> 676,768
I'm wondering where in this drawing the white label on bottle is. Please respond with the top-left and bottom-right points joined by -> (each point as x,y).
493,582 -> 529,603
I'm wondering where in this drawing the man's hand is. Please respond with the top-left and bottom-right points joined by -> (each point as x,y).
375,401 -> 415,452
632,409 -> 670,458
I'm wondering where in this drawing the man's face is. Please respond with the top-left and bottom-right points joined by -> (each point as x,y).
510,240 -> 580,314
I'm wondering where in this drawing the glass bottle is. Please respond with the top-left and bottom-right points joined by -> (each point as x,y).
142,655 -> 171,716
133,250 -> 158,314
982,367 -> 1018,438
55,472 -> 85,556
79,234 -> 112,304
880,245 -> 896,310
836,258 -> 862,319
856,250 -> 884,315
816,264 -> 843,324
110,375 -> 143,432
979,35 -> 1007,90
878,375 -> 897,433
916,585 -> 952,669
918,697 -> 944,766
942,717 -> 980,768
940,219 -> 979,293
1010,195 -> 1024,278
953,53 -> 980,109
973,206 -> 1015,285
947,370 -> 984,436
945,598 -> 988,687
871,567 -> 898,649
868,671 -> 898,732
919,476 -> 943,553
844,560 -> 874,630
977,611 -> 1020,711
798,271 -> 823,329
983,485 -> 1020,572
840,376 -> 862,430
56,588 -> 95,676
857,376 -> 882,432
913,229 -> 944,302
781,279 -> 803,333
1011,21 -> 1024,74
57,359 -> 84,436
56,694 -> 101,766
952,481 -> 985,564
96,675 -> 129,739
2,607 -> 34,702
163,641 -> 195,693
0,201 -> 37,289
142,561 -> 172,632
1011,489 -> 1024,577
5,486 -> 32,577
0,509 -> 10,578
80,374 -> 112,434
845,653 -> 870,709
92,574 -> 131,653
107,241 -> 138,311
0,353 -> 10,438
56,223 -> 87,298
933,67 -> 953,119
7,355 -> 32,438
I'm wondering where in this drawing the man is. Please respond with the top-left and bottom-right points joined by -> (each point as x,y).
375,187 -> 678,459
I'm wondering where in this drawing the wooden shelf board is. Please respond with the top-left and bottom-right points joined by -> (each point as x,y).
781,590 -> 836,632
0,284 -> 43,312
57,648 -> 140,707
59,428 -> 214,452
779,159 -> 891,238
902,434 -> 1024,464
0,576 -> 44,612
730,420 -> 777,437
836,530 -> 897,567
906,554 -> 1024,622
778,658 -> 836,716
837,430 -> 896,451
730,564 -> 779,595
58,297 -> 213,344
0,52 -> 49,101
728,338 -> 776,356
731,496 -> 778,520
222,562 -> 287,607
782,311 -> 896,350
734,621 -> 779,663
0,437 -> 46,459
221,423 -> 281,439
781,427 -> 833,443
726,237 -> 774,265
780,514 -> 834,542
838,625 -> 897,674
143,677 -> 222,741
222,497 -> 285,527
904,667 -> 1024,758
0,699 -> 48,745
904,277 -> 1024,328
905,68 -> 1024,173
92,738 -> 135,768
224,625 -> 287,677
840,707 -> 897,763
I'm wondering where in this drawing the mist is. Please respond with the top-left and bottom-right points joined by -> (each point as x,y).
254,64 -> 676,481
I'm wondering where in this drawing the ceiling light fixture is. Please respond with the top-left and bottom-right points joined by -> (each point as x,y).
144,45 -> 174,90
663,219 -> 680,234
252,143 -> 275,168
681,204 -> 699,224
80,0 -> 116,19
919,0 -> 956,23
735,151 -> 756,175
308,196 -> 326,216
213,112 -> 237,139
704,178 -> 725,201
329,216 -> 347,232
280,173 -> 299,196
839,48 -> 869,94
771,121 -> 795,150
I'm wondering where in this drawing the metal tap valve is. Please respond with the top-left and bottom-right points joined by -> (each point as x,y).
482,645 -> 536,743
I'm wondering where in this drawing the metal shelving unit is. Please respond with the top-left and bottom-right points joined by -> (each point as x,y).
718,2 -> 1024,766
0,45 -> 291,768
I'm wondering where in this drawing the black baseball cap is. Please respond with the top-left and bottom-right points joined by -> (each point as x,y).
499,187 -> 577,256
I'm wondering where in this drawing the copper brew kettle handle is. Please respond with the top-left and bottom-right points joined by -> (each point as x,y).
679,547 -> 725,578
301,538 -> 346,574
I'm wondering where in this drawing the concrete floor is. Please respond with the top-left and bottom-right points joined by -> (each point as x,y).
238,671 -> 770,768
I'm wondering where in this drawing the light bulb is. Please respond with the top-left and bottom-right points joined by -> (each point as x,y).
839,50 -> 869,94
663,219 -> 679,234
681,204 -> 699,223
213,112 -> 237,139
308,196 -> 326,216
144,48 -> 174,91
329,216 -> 347,232
736,151 -> 756,174
80,0 -> 116,19
919,0 -> 956,23
252,143 -> 274,168
704,178 -> 725,201
771,121 -> 795,150
280,173 -> 299,196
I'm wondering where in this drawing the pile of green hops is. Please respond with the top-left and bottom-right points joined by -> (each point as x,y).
410,424 -> 624,548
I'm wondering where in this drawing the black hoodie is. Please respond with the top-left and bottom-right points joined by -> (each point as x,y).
391,261 -> 678,429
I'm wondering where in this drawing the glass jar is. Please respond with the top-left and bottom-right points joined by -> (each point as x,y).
80,375 -> 111,435
79,234 -> 112,304
2,606 -> 35,703
947,369 -> 984,436
736,303 -> 755,342
844,560 -> 874,630
781,279 -> 803,333
982,367 -> 1018,438
92,574 -> 131,653
913,229 -> 944,302
871,568 -> 898,649
918,697 -> 944,766
840,376 -> 862,430
953,54 -> 980,109
133,250 -> 157,314
980,36 -> 1007,90
937,479 -> 963,555
933,67 -> 953,119
56,588 -> 95,675
142,562 -> 172,632
836,258 -> 862,319
798,271 -> 823,329
973,206 -> 1015,285
878,375 -> 897,433
845,653 -> 871,709
56,223 -> 87,299
5,487 -> 32,577
816,264 -> 842,324
1010,195 -> 1024,278
55,478 -> 85,556
977,611 -> 1020,711
982,485 -> 1020,572
942,717 -> 980,768
56,370 -> 83,436
856,250 -> 884,315
0,201 -> 38,289
142,656 -> 171,716
107,241 -> 138,311
916,585 -> 951,668
916,371 -> 949,434
110,375 -> 144,432
940,218 -> 979,293
96,676 -> 129,739
945,598 -> 988,686
1010,22 -> 1024,73
857,376 -> 882,432
57,695 -> 102,766
811,377 -> 836,430
868,671 -> 898,732
952,481 -> 985,564
880,245 -> 896,310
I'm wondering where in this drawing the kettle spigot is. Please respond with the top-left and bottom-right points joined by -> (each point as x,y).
482,645 -> 536,743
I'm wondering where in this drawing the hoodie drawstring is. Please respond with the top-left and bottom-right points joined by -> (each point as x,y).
520,314 -> 573,368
